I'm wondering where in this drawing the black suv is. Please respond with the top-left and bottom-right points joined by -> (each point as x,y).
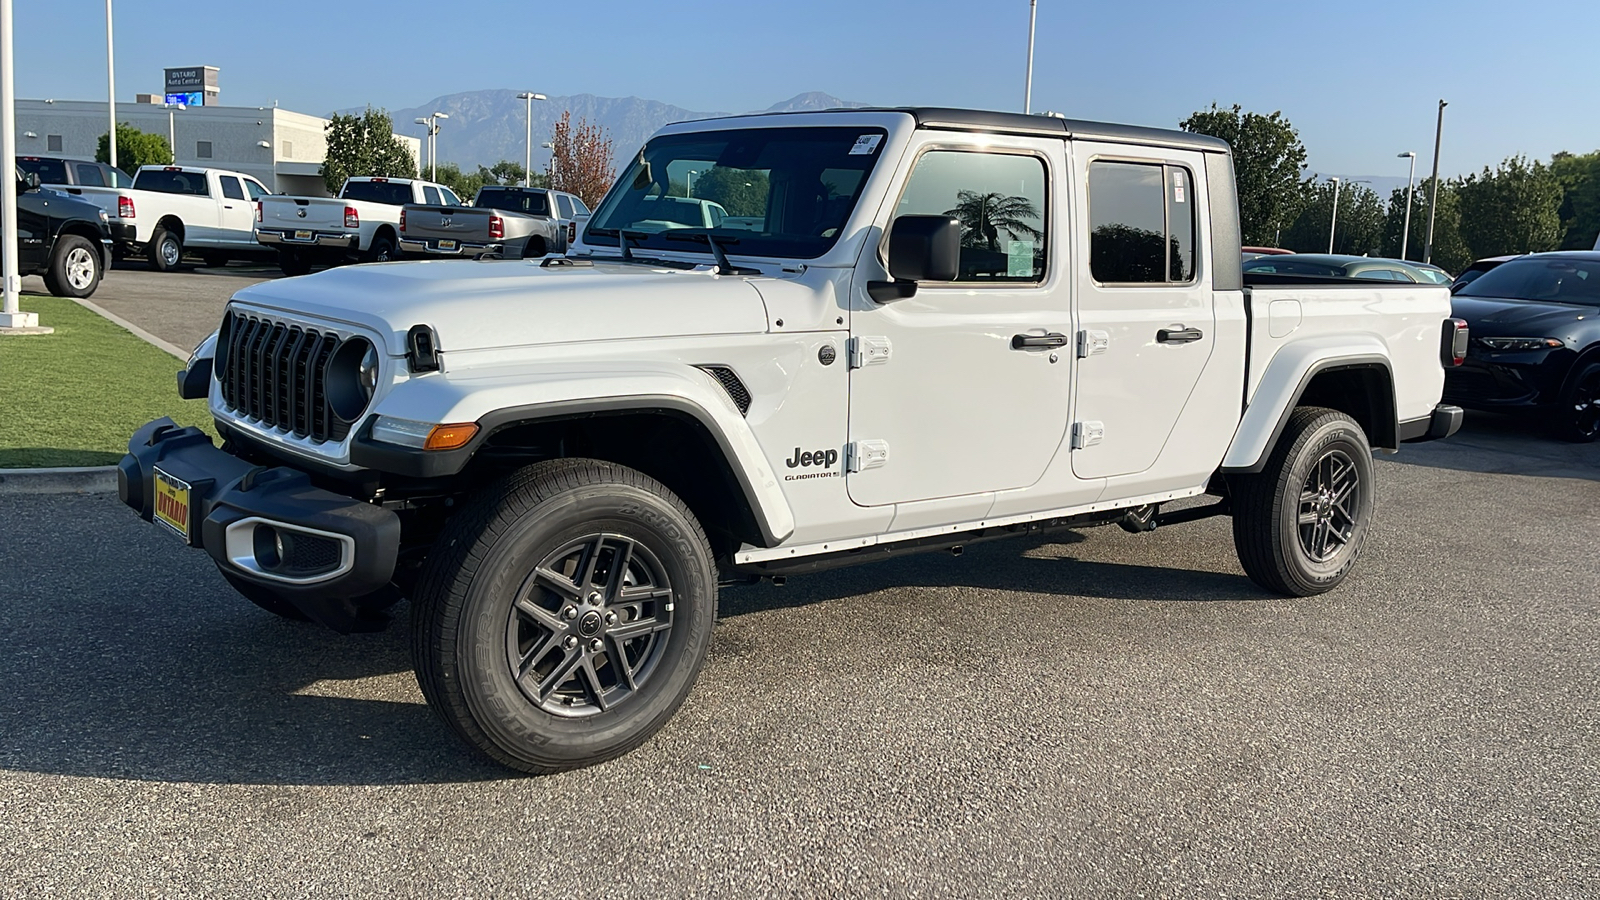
7,169 -> 113,298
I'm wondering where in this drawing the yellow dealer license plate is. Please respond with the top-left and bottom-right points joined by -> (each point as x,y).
152,468 -> 192,542
294,230 -> 313,241
438,240 -> 457,251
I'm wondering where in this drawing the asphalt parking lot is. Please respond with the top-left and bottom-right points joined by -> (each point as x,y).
2,268 -> 1597,897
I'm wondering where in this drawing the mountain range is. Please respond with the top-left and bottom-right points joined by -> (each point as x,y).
338,91 -> 872,172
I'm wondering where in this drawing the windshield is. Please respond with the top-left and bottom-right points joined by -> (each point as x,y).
1455,257 -> 1600,303
340,180 -> 412,205
476,188 -> 550,216
586,126 -> 887,260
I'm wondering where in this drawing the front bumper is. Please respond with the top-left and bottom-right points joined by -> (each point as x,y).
118,418 -> 400,633
107,222 -> 136,244
256,229 -> 358,250
1442,350 -> 1570,410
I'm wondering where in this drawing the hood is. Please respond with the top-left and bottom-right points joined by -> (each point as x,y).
1450,294 -> 1600,336
228,258 -> 771,354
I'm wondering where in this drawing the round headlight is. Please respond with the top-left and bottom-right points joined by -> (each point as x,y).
326,337 -> 378,422
358,343 -> 379,398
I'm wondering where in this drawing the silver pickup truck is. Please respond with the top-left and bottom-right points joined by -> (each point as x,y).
398,186 -> 590,259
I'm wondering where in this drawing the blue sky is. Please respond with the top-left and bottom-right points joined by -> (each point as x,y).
14,0 -> 1594,179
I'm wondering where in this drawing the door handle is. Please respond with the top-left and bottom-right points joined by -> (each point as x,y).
1011,332 -> 1069,350
224,205 -> 235,209
1157,326 -> 1204,344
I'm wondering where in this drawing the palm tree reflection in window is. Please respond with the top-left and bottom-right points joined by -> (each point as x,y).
944,190 -> 1043,278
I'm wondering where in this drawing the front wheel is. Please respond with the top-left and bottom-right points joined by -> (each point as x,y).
412,459 -> 717,774
1230,407 -> 1375,596
44,235 -> 102,298
1553,362 -> 1600,443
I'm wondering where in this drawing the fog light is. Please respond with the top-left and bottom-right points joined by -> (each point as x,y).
253,524 -> 285,570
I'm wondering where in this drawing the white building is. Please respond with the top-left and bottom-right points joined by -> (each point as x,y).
15,99 -> 422,197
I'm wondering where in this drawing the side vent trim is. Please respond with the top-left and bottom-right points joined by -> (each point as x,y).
696,365 -> 752,416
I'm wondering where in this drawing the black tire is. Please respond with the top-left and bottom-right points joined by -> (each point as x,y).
1552,362 -> 1600,443
1231,407 -> 1375,596
412,459 -> 717,774
220,569 -> 311,621
277,248 -> 313,277
147,225 -> 184,272
363,235 -> 396,264
201,251 -> 230,269
523,235 -> 548,259
42,234 -> 103,299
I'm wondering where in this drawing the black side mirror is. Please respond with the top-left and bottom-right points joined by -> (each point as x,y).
18,172 -> 40,192
870,215 -> 961,302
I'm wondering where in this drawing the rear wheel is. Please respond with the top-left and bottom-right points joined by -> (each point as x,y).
523,235 -> 548,259
412,459 -> 717,773
147,225 -> 184,272
44,235 -> 102,298
1231,407 -> 1375,596
1553,362 -> 1600,443
363,235 -> 396,263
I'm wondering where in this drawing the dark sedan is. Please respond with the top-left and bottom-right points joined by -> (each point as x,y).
1444,251 -> 1600,441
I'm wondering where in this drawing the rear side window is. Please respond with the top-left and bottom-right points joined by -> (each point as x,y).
74,163 -> 106,187
892,150 -> 1048,283
134,169 -> 210,195
555,194 -> 574,219
1088,160 -> 1196,284
219,176 -> 246,200
17,158 -> 69,184
423,186 -> 441,206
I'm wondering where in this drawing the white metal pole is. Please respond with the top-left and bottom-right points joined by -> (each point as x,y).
168,108 -> 174,161
1024,0 -> 1037,114
1400,152 -> 1416,261
1328,177 -> 1341,254
1,0 -> 21,321
524,97 -> 532,187
105,0 -> 116,169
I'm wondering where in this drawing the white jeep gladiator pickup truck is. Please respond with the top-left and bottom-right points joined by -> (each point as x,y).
120,107 -> 1467,774
256,176 -> 460,276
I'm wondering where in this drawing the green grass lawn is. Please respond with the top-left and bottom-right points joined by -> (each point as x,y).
0,295 -> 217,468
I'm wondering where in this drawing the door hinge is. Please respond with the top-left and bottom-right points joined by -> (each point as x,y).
1071,421 -> 1105,449
846,440 -> 890,472
848,336 -> 893,369
1077,329 -> 1109,358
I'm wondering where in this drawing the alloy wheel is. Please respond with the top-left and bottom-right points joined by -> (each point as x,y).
64,247 -> 96,290
1571,369 -> 1600,440
1297,448 -> 1360,563
505,533 -> 675,717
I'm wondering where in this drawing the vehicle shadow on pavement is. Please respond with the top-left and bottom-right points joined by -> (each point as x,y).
718,530 -> 1270,619
1387,411 -> 1600,482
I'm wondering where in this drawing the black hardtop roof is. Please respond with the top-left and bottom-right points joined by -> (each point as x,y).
675,106 -> 1230,154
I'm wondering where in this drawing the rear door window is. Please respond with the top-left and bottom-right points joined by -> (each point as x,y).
219,176 -> 246,201
555,194 -> 574,218
74,163 -> 106,187
1088,160 -> 1197,284
423,186 -> 442,206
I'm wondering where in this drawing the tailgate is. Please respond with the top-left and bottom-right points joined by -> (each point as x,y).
402,205 -> 493,242
260,197 -> 346,231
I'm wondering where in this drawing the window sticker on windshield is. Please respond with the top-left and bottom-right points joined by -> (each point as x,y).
1172,170 -> 1186,204
849,134 -> 883,155
1007,240 -> 1034,277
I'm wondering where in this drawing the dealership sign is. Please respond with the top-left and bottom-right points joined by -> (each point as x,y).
163,67 -> 218,106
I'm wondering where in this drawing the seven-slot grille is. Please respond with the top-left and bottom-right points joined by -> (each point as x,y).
218,310 -> 352,443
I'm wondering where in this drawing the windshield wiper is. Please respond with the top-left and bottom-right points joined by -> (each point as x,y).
586,227 -> 651,261
664,232 -> 760,275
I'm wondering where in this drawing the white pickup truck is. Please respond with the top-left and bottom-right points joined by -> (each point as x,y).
43,164 -> 273,270
256,176 -> 460,276
121,107 -> 1467,775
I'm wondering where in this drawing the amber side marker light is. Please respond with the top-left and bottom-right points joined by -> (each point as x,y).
424,423 -> 479,451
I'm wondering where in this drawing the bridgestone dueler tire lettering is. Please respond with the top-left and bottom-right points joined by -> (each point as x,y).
411,458 -> 717,774
1230,406 -> 1375,596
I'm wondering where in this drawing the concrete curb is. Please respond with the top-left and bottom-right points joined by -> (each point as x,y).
72,296 -> 189,360
0,466 -> 118,495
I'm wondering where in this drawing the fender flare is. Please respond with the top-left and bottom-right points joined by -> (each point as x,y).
350,367 -> 796,546
1221,336 -> 1396,473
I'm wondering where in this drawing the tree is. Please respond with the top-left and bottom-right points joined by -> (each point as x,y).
1550,150 -> 1600,250
96,123 -> 171,173
1380,179 -> 1470,271
1456,155 -> 1563,258
547,111 -> 615,209
322,108 -> 417,195
1281,180 -> 1385,257
688,167 -> 767,217
944,191 -> 1043,251
1180,104 -> 1312,247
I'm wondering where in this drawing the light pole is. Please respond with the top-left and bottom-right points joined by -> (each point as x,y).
164,101 -> 184,162
1424,99 -> 1446,265
686,170 -> 699,198
541,141 -> 554,188
516,92 -> 546,187
1328,177 -> 1342,254
105,0 -> 116,170
1398,151 -> 1417,261
0,0 -> 30,328
413,113 -> 448,181
1024,0 -> 1038,114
